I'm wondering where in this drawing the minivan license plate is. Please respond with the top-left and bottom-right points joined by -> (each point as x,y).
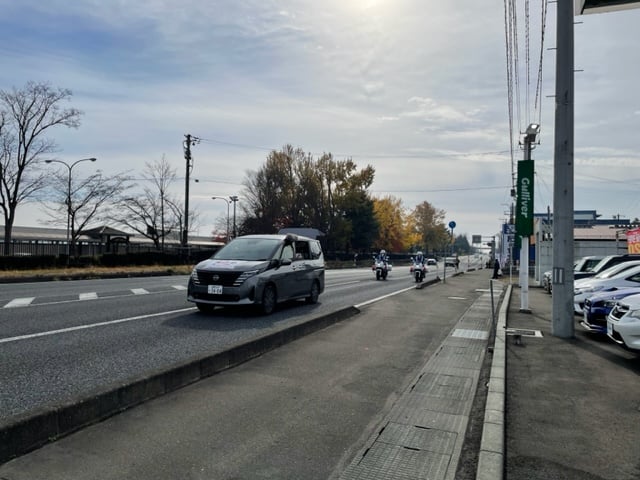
208,285 -> 223,295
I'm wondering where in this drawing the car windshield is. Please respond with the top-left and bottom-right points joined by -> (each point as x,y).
212,237 -> 281,261
595,262 -> 640,279
590,256 -> 614,273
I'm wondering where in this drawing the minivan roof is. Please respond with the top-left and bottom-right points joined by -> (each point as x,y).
236,233 -> 314,242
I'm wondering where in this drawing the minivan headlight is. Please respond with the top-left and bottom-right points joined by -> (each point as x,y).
235,269 -> 261,286
190,268 -> 199,281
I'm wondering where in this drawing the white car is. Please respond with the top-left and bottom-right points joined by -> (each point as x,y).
574,264 -> 640,314
607,293 -> 640,352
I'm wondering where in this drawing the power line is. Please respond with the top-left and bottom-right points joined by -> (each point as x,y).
372,185 -> 511,194
197,136 -> 510,160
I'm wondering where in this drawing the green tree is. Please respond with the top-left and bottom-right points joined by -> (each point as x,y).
453,234 -> 472,254
240,145 -> 376,253
372,195 -> 405,252
411,201 -> 448,256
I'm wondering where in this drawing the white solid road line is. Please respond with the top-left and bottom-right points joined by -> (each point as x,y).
354,285 -> 417,308
79,292 -> 98,300
0,307 -> 196,344
131,288 -> 150,295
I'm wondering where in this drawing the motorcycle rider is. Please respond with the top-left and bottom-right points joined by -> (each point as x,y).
376,249 -> 389,266
415,251 -> 425,266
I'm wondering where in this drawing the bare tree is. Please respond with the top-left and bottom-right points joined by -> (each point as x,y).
42,169 -> 131,256
165,196 -> 200,247
112,156 -> 179,250
0,81 -> 82,254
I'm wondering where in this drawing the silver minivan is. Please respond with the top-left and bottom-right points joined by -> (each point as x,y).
187,233 -> 325,314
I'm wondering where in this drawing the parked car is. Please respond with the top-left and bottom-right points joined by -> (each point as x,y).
580,287 -> 640,334
426,258 -> 437,266
575,260 -> 640,289
574,254 -> 640,280
574,255 -> 605,274
187,233 -> 325,315
607,293 -> 640,352
574,264 -> 640,314
542,255 -> 604,294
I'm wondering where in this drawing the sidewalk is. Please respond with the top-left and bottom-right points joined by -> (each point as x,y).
504,281 -> 640,479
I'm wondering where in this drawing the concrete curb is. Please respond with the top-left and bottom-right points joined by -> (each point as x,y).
0,306 -> 360,464
476,282 -> 511,480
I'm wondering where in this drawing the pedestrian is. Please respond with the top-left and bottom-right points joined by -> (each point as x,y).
454,256 -> 460,272
492,258 -> 501,279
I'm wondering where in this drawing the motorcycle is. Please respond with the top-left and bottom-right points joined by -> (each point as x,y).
372,257 -> 390,280
410,260 -> 428,283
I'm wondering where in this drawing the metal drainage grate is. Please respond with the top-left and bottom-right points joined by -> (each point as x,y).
505,328 -> 543,338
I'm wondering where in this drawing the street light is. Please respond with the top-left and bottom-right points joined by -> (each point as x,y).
229,195 -> 239,239
45,157 -> 97,262
211,196 -> 231,243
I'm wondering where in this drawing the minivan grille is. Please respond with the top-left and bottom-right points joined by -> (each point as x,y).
195,270 -> 241,287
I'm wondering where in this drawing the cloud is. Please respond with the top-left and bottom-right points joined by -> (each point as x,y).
2,0 -> 640,238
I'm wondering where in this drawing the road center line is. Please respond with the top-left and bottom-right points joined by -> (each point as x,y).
0,307 -> 196,344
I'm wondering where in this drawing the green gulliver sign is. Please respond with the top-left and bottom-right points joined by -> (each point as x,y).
516,159 -> 534,237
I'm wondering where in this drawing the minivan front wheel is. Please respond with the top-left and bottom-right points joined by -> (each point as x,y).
306,280 -> 320,304
261,284 -> 277,315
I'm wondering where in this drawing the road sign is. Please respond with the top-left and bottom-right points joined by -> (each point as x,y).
448,221 -> 456,230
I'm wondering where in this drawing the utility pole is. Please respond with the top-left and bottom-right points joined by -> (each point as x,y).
230,195 -> 239,238
182,134 -> 199,249
552,0 -> 575,338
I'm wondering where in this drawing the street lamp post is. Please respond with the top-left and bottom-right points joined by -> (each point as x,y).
229,195 -> 239,239
45,157 -> 97,263
211,196 -> 231,243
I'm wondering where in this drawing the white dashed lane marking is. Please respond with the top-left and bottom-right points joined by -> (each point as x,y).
4,297 -> 35,308
2,285 -> 188,308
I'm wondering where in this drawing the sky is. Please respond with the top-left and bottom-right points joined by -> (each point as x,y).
1,0 -> 639,244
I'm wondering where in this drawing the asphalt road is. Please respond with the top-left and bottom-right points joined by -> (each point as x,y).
0,262 -> 470,422
0,262 -> 489,480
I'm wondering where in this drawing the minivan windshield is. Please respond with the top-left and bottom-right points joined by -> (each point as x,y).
213,237 -> 281,261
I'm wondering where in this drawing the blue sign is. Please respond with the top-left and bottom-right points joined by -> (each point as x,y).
448,221 -> 456,230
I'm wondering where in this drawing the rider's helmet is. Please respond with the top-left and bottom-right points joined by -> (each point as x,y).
417,251 -> 423,256
380,249 -> 386,256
